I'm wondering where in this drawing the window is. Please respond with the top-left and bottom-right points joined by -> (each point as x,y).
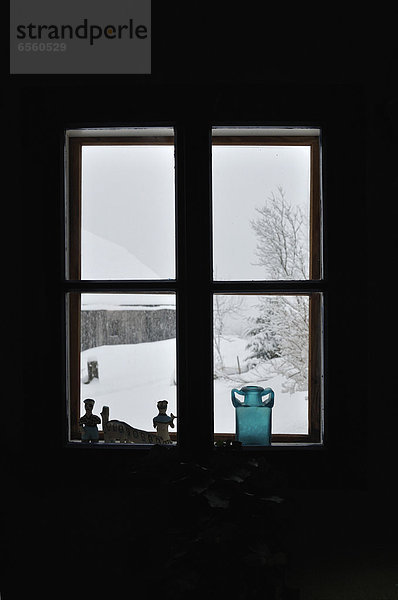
211,129 -> 323,443
66,128 -> 177,441
65,126 -> 323,446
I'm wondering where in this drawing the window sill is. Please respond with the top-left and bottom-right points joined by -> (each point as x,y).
67,440 -> 177,449
66,440 -> 323,450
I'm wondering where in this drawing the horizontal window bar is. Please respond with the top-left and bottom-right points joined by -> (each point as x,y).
211,280 -> 326,293
62,280 -> 178,292
62,280 -> 326,293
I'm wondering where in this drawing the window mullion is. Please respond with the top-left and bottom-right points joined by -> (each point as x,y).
176,123 -> 213,455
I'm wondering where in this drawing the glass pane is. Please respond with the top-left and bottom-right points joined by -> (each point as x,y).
80,293 -> 177,438
213,294 -> 309,435
212,144 -> 311,280
81,144 -> 175,279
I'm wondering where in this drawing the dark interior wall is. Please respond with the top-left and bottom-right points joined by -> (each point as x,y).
5,7 -> 397,586
2,0 -> 398,598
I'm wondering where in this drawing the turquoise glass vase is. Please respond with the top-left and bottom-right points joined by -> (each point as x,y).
231,385 -> 274,446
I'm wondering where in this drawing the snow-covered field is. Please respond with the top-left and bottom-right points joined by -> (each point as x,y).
81,339 -> 177,431
81,335 -> 308,435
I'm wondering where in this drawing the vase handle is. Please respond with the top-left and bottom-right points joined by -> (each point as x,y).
260,387 -> 274,407
231,388 -> 244,407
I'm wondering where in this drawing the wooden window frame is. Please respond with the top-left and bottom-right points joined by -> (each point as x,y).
66,134 -> 177,441
211,135 -> 323,445
65,128 -> 323,447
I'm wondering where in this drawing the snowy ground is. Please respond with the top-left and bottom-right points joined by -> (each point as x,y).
81,339 -> 177,432
80,336 -> 308,436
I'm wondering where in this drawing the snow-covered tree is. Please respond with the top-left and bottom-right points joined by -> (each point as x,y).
271,295 -> 309,392
213,294 -> 243,376
246,188 -> 309,393
251,186 -> 308,280
246,296 -> 282,365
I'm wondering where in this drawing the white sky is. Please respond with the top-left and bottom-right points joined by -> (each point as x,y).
81,143 -> 310,283
212,145 -> 310,280
82,145 -> 175,279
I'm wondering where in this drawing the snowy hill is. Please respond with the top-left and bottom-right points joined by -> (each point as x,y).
81,230 -> 175,309
82,229 -> 160,280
